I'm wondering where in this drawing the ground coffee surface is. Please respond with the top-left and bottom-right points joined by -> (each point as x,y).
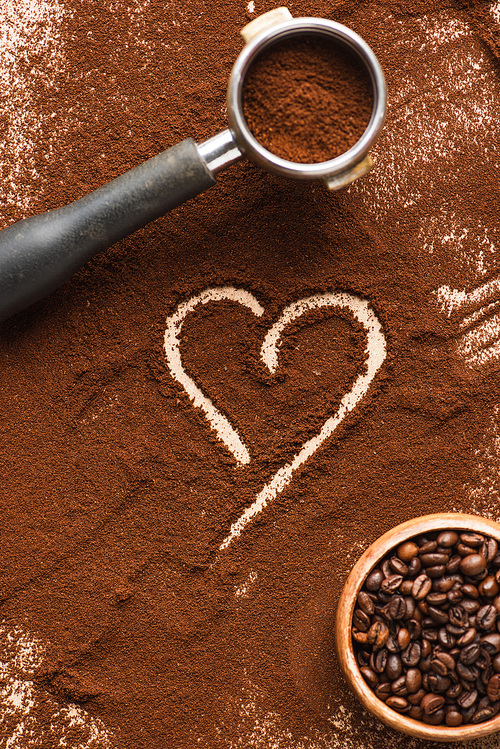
242,34 -> 373,162
2,1 -> 500,748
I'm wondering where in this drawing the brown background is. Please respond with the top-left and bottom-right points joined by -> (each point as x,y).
1,0 -> 500,747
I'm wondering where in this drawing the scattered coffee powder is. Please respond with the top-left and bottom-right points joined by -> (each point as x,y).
354,530 -> 500,727
242,34 -> 373,163
1,1 -> 500,749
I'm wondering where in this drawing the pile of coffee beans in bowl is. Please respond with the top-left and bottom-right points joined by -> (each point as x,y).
352,530 -> 500,727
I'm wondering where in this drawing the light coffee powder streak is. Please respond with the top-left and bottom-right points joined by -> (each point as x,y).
0,0 -> 69,222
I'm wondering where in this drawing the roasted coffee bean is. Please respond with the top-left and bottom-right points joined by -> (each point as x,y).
402,642 -> 421,667
472,704 -> 499,723
461,705 -> 476,724
428,673 -> 451,693
408,619 -> 422,640
353,608 -> 371,631
456,628 -> 478,648
352,629 -> 369,646
462,599 -> 481,614
430,657 -> 448,676
426,592 -> 448,607
398,627 -> 411,650
460,532 -> 484,548
447,624 -> 467,636
448,605 -> 468,628
437,628 -> 455,648
437,576 -> 457,593
422,616 -> 436,629
458,689 -> 479,710
427,565 -> 447,579
428,606 -> 449,625
387,596 -> 406,620
487,673 -> 500,701
397,541 -> 419,562
406,668 -> 422,693
460,681 -> 476,695
389,556 -> 408,576
447,588 -> 464,604
477,674 -> 488,694
480,656 -> 493,683
493,653 -> 500,673
423,708 -> 445,725
459,643 -> 480,666
479,575 -> 500,598
371,648 -> 388,673
413,607 -> 424,623
481,633 -> 500,654
421,693 -> 445,715
445,708 -> 463,727
400,580 -> 414,596
360,667 -> 378,689
436,531 -> 458,548
386,653 -> 402,681
458,544 -> 481,558
409,705 -> 423,720
438,531 -> 459,547
381,574 -> 404,594
421,639 -> 432,658
375,682 -> 392,701
469,569 -> 488,583
482,538 -> 499,563
412,574 -> 432,600
386,634 -> 402,653
367,620 -> 389,649
446,682 -> 462,700
386,695 -> 409,712
391,675 -> 408,696
418,600 -> 428,615
408,688 -> 425,705
420,656 -> 432,674
432,651 -> 456,676
381,559 -> 392,578
419,540 -> 438,554
420,553 -> 449,568
493,595 -> 500,614
357,650 -> 370,667
424,629 -> 439,645
446,555 -> 462,574
460,554 -> 487,577
366,569 -> 384,592
477,604 -> 497,630
462,584 -> 479,599
357,591 -> 375,616
407,557 -> 422,577
457,662 -> 479,682
403,596 -> 416,619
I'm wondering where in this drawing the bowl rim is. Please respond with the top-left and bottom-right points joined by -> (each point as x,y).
335,512 -> 500,741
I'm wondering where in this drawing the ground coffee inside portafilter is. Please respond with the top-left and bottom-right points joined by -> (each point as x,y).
242,35 -> 373,164
353,530 -> 500,727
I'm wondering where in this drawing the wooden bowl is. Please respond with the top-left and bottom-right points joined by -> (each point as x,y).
336,513 -> 500,741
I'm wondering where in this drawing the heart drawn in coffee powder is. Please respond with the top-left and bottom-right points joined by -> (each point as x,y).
164,287 -> 386,550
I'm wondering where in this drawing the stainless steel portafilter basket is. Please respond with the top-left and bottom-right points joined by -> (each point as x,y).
222,9 -> 387,190
0,6 -> 387,322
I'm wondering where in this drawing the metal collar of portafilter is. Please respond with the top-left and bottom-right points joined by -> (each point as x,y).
198,8 -> 387,191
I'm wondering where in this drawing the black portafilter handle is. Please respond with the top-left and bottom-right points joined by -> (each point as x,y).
0,134 -> 241,322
